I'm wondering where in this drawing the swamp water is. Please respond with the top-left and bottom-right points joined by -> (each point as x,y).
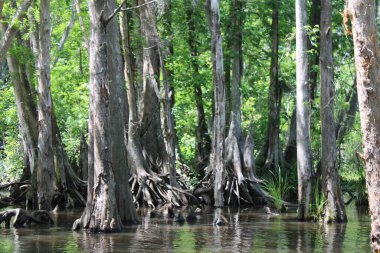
0,205 -> 371,252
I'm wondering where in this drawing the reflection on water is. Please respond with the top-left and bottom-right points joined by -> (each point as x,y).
0,205 -> 371,253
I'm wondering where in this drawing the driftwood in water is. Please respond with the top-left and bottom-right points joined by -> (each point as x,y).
0,208 -> 53,228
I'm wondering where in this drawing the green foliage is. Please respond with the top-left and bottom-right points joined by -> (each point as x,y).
0,0 -> 367,208
309,181 -> 327,222
0,72 -> 23,184
263,169 -> 293,212
49,0 -> 90,162
354,168 -> 367,206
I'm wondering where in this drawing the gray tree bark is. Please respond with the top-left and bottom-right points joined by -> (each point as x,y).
107,0 -> 137,224
225,0 -> 244,184
296,0 -> 313,220
160,0 -> 178,187
1,33 -> 38,208
138,0 -> 165,173
262,0 -> 282,172
346,0 -> 380,249
86,0 -> 122,232
283,0 -> 321,171
118,0 -> 186,208
209,0 -> 226,207
37,0 -> 55,211
320,0 -> 347,223
224,0 -> 263,205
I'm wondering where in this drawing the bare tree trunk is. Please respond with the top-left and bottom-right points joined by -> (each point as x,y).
209,0 -> 226,207
262,0 -> 282,172
37,0 -> 55,211
158,1 -> 178,187
283,0 -> 320,172
224,0 -> 255,205
186,1 -> 211,173
107,0 -> 137,224
296,0 -> 313,220
320,0 -> 346,223
346,0 -> 380,249
0,24 -> 38,207
119,1 -> 186,208
162,0 -> 183,164
138,0 -> 165,172
86,0 -> 123,232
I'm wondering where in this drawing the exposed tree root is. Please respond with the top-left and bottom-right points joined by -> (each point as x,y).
193,120 -> 276,206
0,208 -> 53,228
130,172 -> 190,208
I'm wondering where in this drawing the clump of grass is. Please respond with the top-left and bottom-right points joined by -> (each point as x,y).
309,181 -> 326,222
263,169 -> 292,212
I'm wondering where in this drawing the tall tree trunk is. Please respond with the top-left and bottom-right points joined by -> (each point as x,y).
138,0 -> 165,172
283,0 -> 320,171
159,1 -> 178,187
162,0 -> 183,164
119,1 -> 186,208
209,0 -> 226,207
37,0 -> 55,211
107,0 -> 137,224
86,0 -> 122,232
320,0 -> 346,223
120,0 -> 149,200
346,0 -> 380,249
261,0 -> 282,172
296,0 -> 313,220
0,25 -> 38,206
186,1 -> 211,173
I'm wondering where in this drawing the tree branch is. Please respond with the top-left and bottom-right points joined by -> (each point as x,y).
104,0 -> 156,25
0,0 -> 31,62
52,6 -> 76,67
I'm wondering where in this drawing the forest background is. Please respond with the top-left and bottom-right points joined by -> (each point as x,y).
0,0 -> 379,233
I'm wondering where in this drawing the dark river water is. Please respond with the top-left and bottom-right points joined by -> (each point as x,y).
0,204 -> 371,252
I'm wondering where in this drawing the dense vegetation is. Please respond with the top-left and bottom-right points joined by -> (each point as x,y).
0,0 -> 379,248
